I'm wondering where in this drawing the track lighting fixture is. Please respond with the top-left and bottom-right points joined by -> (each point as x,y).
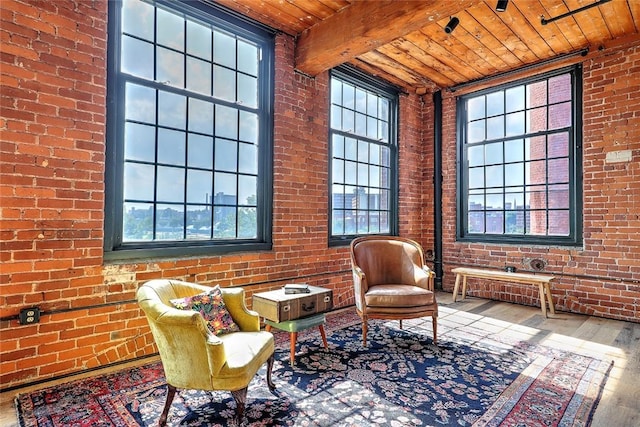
495,0 -> 509,12
444,17 -> 459,34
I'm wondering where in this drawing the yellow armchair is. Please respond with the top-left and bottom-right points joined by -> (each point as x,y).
136,279 -> 275,426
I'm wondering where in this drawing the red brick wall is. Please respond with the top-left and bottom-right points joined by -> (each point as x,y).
441,42 -> 640,322
0,0 -> 427,390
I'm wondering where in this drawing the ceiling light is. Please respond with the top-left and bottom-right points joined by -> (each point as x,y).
495,0 -> 509,12
444,17 -> 459,34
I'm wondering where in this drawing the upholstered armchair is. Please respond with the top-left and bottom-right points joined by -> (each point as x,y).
136,279 -> 275,426
350,236 -> 438,346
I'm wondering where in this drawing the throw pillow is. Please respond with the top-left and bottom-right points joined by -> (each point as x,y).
170,285 -> 240,336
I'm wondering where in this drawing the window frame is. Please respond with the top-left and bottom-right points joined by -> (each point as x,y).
456,65 -> 583,246
328,66 -> 399,247
104,0 -> 275,261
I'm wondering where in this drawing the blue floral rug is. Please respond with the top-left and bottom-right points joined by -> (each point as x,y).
16,315 -> 611,426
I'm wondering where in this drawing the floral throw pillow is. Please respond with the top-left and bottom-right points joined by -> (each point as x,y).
170,285 -> 240,336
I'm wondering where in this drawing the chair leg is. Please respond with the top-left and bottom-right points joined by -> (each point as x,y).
231,387 -> 248,424
432,316 -> 438,345
399,319 -> 403,329
362,318 -> 368,347
159,384 -> 177,427
266,353 -> 276,392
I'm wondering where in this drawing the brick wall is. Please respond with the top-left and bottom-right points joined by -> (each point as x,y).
0,0 -> 427,390
440,42 -> 640,321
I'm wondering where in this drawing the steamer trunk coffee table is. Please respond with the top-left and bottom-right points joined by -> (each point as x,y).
252,285 -> 333,365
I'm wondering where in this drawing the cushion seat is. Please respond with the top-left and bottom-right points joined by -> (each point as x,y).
365,284 -> 435,307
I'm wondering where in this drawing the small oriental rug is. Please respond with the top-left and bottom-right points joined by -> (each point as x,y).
16,311 -> 611,426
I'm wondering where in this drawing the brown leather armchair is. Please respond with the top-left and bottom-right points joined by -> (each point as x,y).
136,279 -> 275,426
350,236 -> 438,346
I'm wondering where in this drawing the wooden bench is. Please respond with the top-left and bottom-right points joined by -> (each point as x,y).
451,267 -> 556,317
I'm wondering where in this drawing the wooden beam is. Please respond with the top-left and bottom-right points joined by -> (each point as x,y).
295,0 -> 479,76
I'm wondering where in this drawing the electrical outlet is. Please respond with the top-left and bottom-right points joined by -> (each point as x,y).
19,307 -> 41,325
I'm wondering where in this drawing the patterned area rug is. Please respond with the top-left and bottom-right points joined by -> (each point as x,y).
16,312 -> 611,427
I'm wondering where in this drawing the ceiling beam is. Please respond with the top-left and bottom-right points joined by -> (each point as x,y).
295,0 -> 479,76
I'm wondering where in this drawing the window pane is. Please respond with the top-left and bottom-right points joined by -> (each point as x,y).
125,123 -> 155,162
213,65 -> 236,102
238,175 -> 256,205
548,132 -> 569,157
504,139 -> 523,163
469,211 -> 485,233
158,91 -> 186,129
122,36 -> 153,79
549,74 -> 571,103
486,116 -> 504,140
238,207 -> 257,238
125,83 -> 156,124
486,91 -> 504,116
187,205 -> 211,239
468,120 -> 485,143
486,165 -> 503,187
239,111 -> 258,143
549,102 -> 572,129
187,170 -> 212,203
238,143 -> 257,174
188,134 -> 213,169
527,160 -> 546,184
469,168 -> 484,189
214,172 -> 237,203
237,74 -> 257,108
189,98 -> 214,134
214,206 -> 236,238
527,80 -> 547,108
527,106 -> 547,133
525,136 -> 546,160
187,20 -> 212,60
215,138 -> 237,172
505,163 -> 523,186
122,0 -> 154,41
549,184 -> 569,209
156,47 -> 184,88
548,158 -> 568,183
157,7 -> 184,50
123,202 -> 153,241
505,111 -> 524,136
468,96 -> 485,121
214,31 -> 235,68
215,105 -> 238,139
186,57 -> 212,95
157,166 -> 185,202
237,40 -> 258,76
468,145 -> 483,166
485,142 -> 503,165
124,163 -> 154,200
158,128 -> 185,166
157,206 -> 184,239
506,86 -> 524,112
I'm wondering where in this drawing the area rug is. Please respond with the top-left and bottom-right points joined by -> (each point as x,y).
16,313 -> 611,427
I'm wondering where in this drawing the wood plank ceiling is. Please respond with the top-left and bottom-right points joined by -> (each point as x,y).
215,0 -> 640,94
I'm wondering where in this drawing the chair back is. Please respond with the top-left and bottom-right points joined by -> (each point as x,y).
351,236 -> 425,286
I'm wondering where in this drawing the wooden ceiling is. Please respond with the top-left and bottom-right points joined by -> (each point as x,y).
215,0 -> 640,93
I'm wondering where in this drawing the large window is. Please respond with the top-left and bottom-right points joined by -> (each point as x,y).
105,0 -> 274,260
457,66 -> 582,245
329,67 -> 398,245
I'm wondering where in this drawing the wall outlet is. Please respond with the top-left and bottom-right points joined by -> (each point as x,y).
19,307 -> 41,325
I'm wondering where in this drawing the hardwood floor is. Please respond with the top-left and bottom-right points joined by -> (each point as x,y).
1,291 -> 638,426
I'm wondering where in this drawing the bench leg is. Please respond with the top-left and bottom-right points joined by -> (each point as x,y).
452,274 -> 461,302
461,276 -> 468,299
538,283 -> 548,317
545,283 -> 556,315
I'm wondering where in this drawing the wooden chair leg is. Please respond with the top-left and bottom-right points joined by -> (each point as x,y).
318,324 -> 328,348
399,319 -> 403,329
230,386 -> 248,424
362,319 -> 368,346
159,384 -> 177,427
432,316 -> 438,345
266,354 -> 276,392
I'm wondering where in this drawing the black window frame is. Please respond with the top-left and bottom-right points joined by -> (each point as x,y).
104,0 -> 275,261
328,66 -> 399,247
456,65 -> 583,246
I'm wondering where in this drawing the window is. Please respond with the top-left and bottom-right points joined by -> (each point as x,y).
329,67 -> 398,245
457,66 -> 582,245
105,0 -> 274,260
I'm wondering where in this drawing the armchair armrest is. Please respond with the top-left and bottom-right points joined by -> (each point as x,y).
221,287 -> 260,332
352,266 -> 368,311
